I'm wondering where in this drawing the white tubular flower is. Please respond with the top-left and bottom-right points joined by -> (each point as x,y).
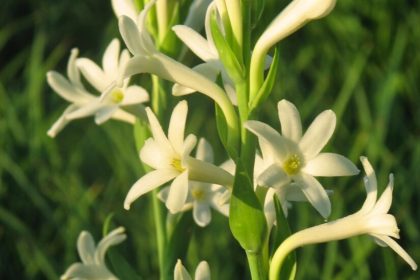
158,138 -> 230,226
269,158 -> 417,280
111,0 -> 138,22
246,99 -> 359,218
250,0 -> 336,96
174,259 -> 211,280
47,39 -> 149,137
124,101 -> 234,212
61,227 -> 126,280
171,3 -> 237,104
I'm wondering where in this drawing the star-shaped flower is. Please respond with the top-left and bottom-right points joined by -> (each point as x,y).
61,227 -> 126,280
246,99 -> 359,218
124,101 -> 234,212
158,138 -> 230,227
47,39 -> 149,137
174,259 -> 210,280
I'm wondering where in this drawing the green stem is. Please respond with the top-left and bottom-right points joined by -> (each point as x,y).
247,251 -> 268,280
151,75 -> 169,280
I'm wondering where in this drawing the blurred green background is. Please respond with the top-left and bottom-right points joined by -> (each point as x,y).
1,0 -> 419,279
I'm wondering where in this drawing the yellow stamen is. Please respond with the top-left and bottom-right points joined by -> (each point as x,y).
171,158 -> 184,172
283,154 -> 302,175
191,188 -> 205,201
111,89 -> 124,103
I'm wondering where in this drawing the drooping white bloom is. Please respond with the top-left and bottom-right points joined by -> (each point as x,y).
111,0 -> 138,22
47,39 -> 149,137
158,138 -> 230,227
269,158 -> 417,280
174,259 -> 211,280
246,99 -> 359,218
61,227 -> 126,280
124,101 -> 234,212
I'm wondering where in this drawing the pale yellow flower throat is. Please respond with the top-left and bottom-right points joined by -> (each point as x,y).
283,154 -> 302,175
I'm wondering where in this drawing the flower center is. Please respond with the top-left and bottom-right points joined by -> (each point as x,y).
283,154 -> 302,175
111,89 -> 124,103
191,188 -> 206,201
171,158 -> 184,172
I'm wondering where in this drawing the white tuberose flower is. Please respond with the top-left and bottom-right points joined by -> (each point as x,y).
47,39 -> 149,137
174,259 -> 211,280
158,138 -> 230,227
124,101 -> 234,212
61,227 -> 126,280
269,158 -> 417,279
246,99 -> 359,218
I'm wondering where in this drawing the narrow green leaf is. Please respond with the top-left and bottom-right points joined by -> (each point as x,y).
210,10 -> 244,83
229,162 -> 267,252
249,0 -> 266,29
215,103 -> 238,159
272,195 -> 296,280
249,48 -> 279,112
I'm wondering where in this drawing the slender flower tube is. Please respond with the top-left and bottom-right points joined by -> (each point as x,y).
61,227 -> 126,280
269,157 -> 417,280
124,101 -> 234,212
174,259 -> 211,280
158,138 -> 230,226
118,0 -> 239,148
246,99 -> 359,218
250,0 -> 336,97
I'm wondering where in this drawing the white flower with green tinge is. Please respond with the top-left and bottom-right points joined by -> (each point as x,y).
246,99 -> 359,218
47,39 -> 149,137
61,227 -> 126,280
174,259 -> 211,280
158,138 -> 230,227
269,158 -> 417,279
124,101 -> 234,212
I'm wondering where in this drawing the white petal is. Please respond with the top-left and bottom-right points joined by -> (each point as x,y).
95,227 -> 126,264
47,71 -> 91,104
47,105 -> 79,137
193,201 -> 212,227
172,25 -> 216,61
195,138 -> 213,162
76,58 -> 109,92
145,107 -> 174,154
95,106 -> 118,125
157,186 -> 170,203
77,231 -> 96,264
168,101 -> 188,153
366,214 -> 399,239
277,99 -> 302,142
124,169 -> 178,210
371,174 -> 394,215
66,101 -> 103,120
136,0 -> 156,53
182,134 -> 198,163
245,120 -> 292,162
140,139 -> 173,169
264,188 -> 278,228
174,259 -> 192,280
60,263 -> 114,280
299,109 -> 336,159
111,0 -> 138,21
195,261 -> 211,280
183,0 -> 212,30
187,157 -> 234,187
296,173 -> 331,218
359,156 -> 378,213
257,164 -> 290,188
67,48 -> 83,87
371,235 -> 417,271
121,85 -> 149,105
102,39 -> 120,78
283,183 -> 308,202
119,15 -> 145,55
166,171 -> 189,213
303,153 -> 359,177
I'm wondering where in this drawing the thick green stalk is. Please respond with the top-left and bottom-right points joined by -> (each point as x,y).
151,75 -> 169,280
247,251 -> 268,280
